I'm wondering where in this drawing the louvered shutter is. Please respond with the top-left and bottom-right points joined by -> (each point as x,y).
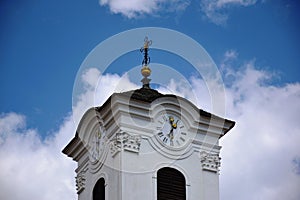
157,167 -> 186,200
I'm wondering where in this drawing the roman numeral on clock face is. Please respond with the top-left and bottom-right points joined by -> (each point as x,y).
162,115 -> 168,121
163,137 -> 168,143
170,140 -> 174,146
157,132 -> 163,137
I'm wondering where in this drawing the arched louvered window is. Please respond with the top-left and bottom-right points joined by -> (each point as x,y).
93,177 -> 105,200
157,167 -> 186,200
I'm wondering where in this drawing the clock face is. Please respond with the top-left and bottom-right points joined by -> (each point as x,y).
155,114 -> 188,148
90,126 -> 107,162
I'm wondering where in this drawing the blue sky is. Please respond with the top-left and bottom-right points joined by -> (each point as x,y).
1,0 -> 299,134
0,1 -> 300,200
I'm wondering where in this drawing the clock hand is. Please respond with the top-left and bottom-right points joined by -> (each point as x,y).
169,116 -> 174,125
172,120 -> 179,129
167,116 -> 177,142
168,127 -> 174,139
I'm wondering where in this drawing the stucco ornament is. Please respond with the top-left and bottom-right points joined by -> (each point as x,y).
200,151 -> 221,173
110,132 -> 141,157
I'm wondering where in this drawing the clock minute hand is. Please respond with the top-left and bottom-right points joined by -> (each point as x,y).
168,127 -> 174,139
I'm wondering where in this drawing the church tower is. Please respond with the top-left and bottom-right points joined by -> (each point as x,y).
62,37 -> 235,200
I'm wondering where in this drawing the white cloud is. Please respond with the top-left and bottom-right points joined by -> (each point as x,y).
98,0 -> 258,24
98,0 -> 259,25
219,62 -> 300,199
218,51 -> 300,199
73,68 -> 139,125
0,113 -> 25,144
81,67 -> 101,89
200,0 -> 258,25
0,113 -> 77,200
223,49 -> 238,61
99,0 -> 190,18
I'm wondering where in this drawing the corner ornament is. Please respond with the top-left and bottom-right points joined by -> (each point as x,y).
200,151 -> 221,173
75,168 -> 88,194
110,132 -> 141,157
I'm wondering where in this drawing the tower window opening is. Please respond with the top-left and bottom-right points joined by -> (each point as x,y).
157,167 -> 186,200
93,177 -> 105,200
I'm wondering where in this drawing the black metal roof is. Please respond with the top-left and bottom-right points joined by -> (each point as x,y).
119,87 -> 164,102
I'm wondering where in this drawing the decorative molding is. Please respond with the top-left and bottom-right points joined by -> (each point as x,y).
110,136 -> 122,157
123,133 -> 141,153
75,167 -> 88,194
110,132 -> 141,157
200,151 -> 221,173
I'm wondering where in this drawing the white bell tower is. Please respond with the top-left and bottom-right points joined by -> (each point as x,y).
62,38 -> 235,200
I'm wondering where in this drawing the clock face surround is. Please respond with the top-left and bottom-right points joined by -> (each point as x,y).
90,126 -> 107,162
155,113 -> 188,148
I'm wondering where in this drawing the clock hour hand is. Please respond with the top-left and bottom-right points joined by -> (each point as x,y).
167,116 -> 178,143
169,116 -> 174,125
172,120 -> 178,129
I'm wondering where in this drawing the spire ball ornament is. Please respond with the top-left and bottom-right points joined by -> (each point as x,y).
141,66 -> 151,77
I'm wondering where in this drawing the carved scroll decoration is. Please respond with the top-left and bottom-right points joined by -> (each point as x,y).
110,132 -> 141,157
200,151 -> 221,173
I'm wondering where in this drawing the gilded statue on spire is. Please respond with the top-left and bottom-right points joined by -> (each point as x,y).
140,37 -> 152,88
